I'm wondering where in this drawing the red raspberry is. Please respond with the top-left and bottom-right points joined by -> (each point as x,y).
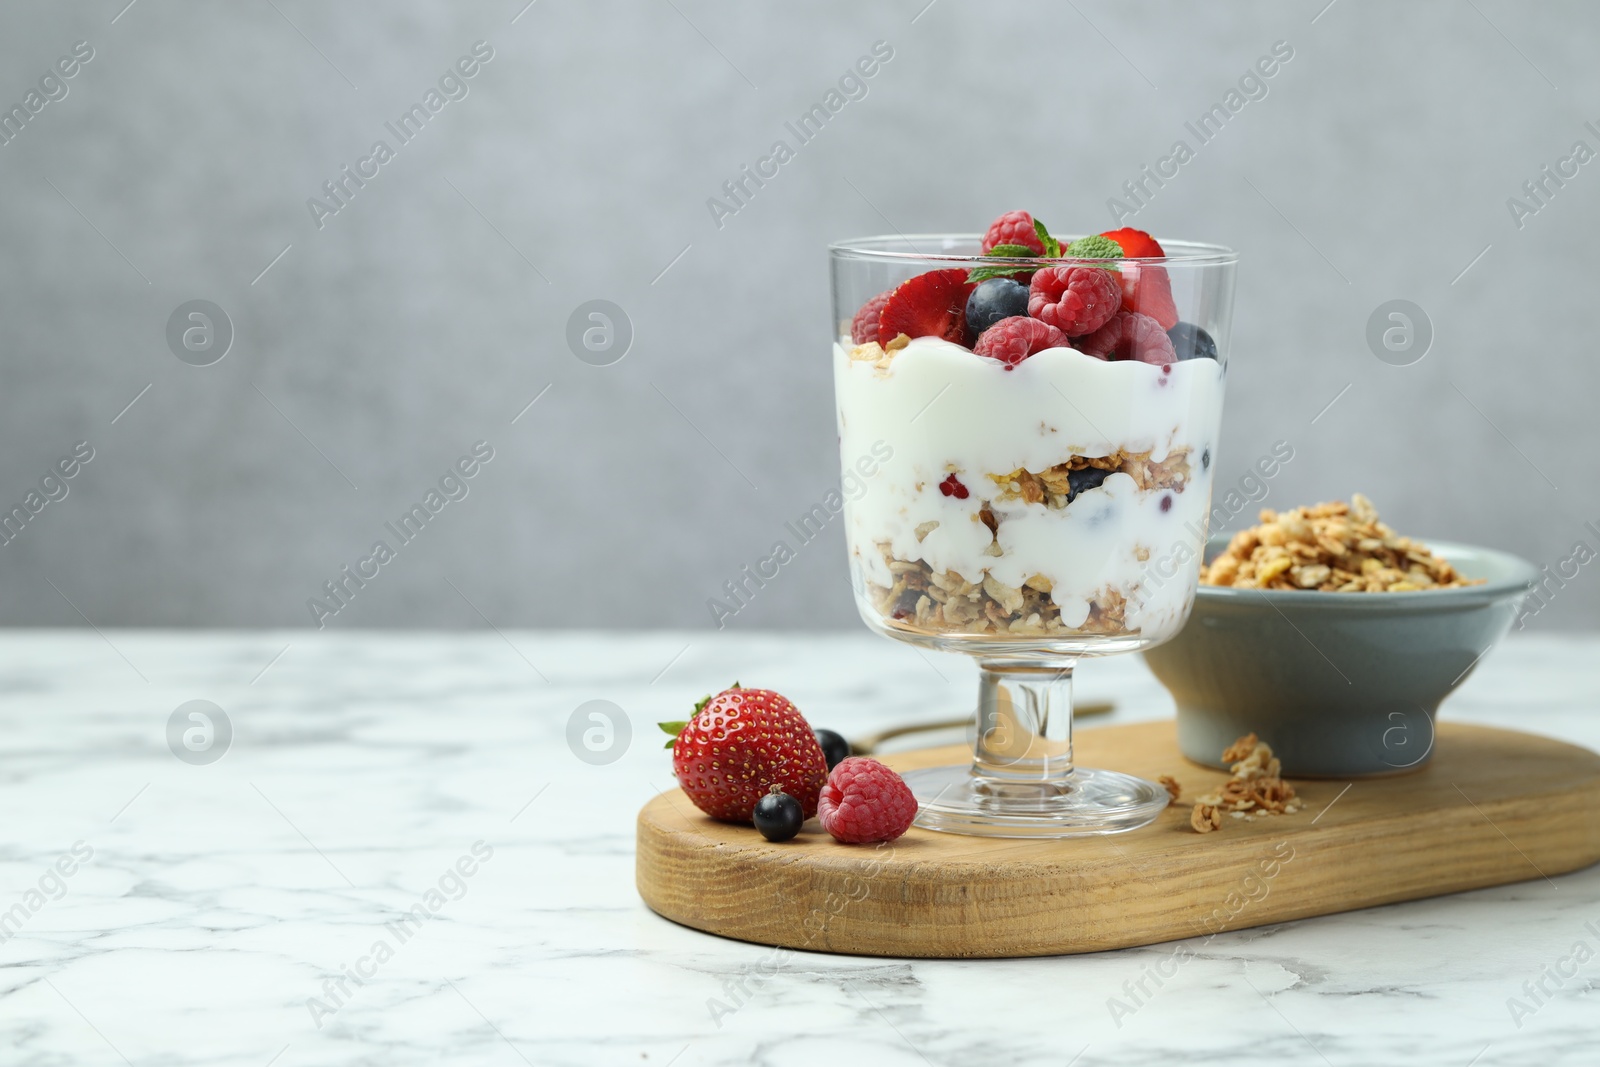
1078,310 -> 1177,365
817,757 -> 918,844
981,210 -> 1046,255
1117,264 -> 1180,330
972,316 -> 1068,368
1027,266 -> 1122,337
1100,227 -> 1165,259
938,474 -> 969,499
878,269 -> 972,345
850,289 -> 891,344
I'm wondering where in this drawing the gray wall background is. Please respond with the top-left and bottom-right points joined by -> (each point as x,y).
1,0 -> 1596,631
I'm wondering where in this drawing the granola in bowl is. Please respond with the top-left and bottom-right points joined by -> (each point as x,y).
1201,494 -> 1484,592
1146,501 -> 1536,777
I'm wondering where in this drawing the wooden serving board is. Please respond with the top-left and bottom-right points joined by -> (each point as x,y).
636,721 -> 1600,958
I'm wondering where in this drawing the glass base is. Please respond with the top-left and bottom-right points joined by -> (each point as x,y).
903,764 -> 1170,838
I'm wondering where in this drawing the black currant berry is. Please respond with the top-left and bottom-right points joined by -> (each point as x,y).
814,728 -> 850,770
752,786 -> 804,842
1066,466 -> 1111,503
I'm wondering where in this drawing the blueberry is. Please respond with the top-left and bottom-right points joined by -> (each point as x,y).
1066,466 -> 1111,503
964,278 -> 1030,344
814,728 -> 850,770
1168,321 -> 1218,362
752,787 -> 804,842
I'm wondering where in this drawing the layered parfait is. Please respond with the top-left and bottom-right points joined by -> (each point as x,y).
834,213 -> 1227,645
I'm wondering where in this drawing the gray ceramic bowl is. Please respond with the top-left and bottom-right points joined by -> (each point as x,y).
1142,538 -> 1537,778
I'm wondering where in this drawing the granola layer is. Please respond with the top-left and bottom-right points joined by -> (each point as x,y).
987,448 -> 1191,507
862,446 -> 1194,637
870,548 -> 1130,637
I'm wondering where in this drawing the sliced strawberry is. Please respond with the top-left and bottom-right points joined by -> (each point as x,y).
878,269 -> 973,345
1100,227 -> 1165,259
1118,264 -> 1180,330
1100,229 -> 1179,328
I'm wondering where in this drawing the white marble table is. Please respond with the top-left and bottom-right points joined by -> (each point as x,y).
2,630 -> 1597,1066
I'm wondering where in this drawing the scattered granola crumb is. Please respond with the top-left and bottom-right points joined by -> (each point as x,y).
1201,494 -> 1484,592
1158,775 -> 1181,804
1191,803 -> 1222,833
1189,734 -> 1301,833
846,333 -> 912,373
1220,733 -> 1259,764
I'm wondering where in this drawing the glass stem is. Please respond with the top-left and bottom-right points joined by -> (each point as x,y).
972,659 -> 1076,785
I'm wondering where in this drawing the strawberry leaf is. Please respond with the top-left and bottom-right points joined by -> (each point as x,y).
658,720 -> 688,750
692,682 -> 739,717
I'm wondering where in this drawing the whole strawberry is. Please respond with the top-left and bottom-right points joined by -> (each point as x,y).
661,685 -> 828,823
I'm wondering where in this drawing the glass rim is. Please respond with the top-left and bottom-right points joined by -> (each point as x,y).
829,232 -> 1238,267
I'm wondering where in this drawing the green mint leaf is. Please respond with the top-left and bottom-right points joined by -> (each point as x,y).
972,241 -> 1047,281
966,263 -> 1034,284
1066,235 -> 1124,261
1033,218 -> 1062,258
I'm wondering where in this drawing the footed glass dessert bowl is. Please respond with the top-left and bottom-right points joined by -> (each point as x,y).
830,216 -> 1237,837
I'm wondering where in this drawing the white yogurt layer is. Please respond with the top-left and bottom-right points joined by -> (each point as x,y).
834,336 -> 1225,640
